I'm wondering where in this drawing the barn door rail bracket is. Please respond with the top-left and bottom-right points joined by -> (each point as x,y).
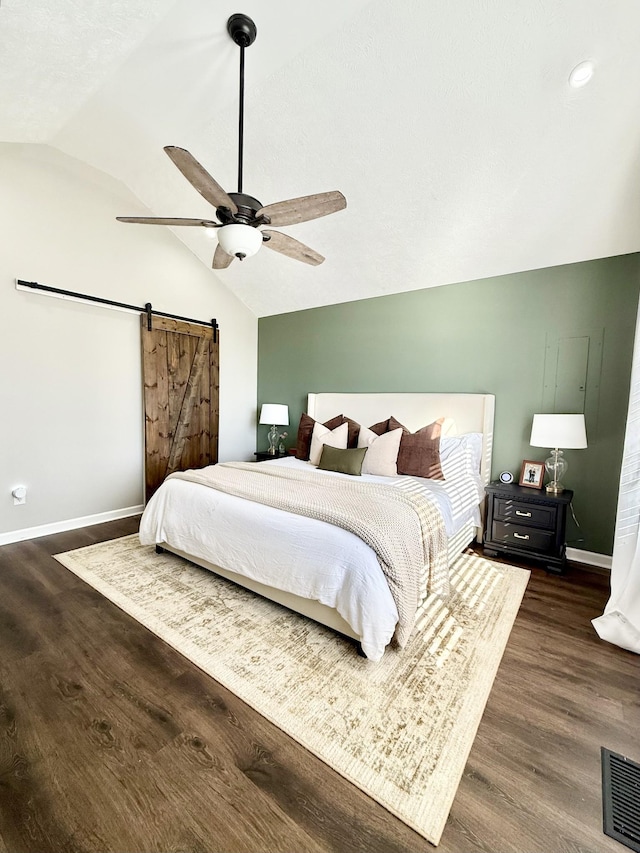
16,279 -> 219,341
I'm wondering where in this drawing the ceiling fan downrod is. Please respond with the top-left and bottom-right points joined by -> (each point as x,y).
227,13 -> 257,195
116,10 -> 344,269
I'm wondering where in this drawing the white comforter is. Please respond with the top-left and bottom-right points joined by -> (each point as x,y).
139,457 -> 483,660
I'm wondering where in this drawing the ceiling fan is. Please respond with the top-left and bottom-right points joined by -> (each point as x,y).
117,13 -> 346,269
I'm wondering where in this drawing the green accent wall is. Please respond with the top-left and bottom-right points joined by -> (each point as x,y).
258,254 -> 640,556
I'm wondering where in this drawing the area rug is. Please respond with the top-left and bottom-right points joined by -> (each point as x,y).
55,536 -> 529,845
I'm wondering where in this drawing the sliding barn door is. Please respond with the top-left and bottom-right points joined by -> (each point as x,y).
141,315 -> 219,501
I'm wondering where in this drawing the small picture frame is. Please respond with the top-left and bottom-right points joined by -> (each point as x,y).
519,459 -> 545,489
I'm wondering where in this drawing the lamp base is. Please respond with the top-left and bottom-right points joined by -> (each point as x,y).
545,482 -> 564,494
544,449 -> 567,496
267,424 -> 279,455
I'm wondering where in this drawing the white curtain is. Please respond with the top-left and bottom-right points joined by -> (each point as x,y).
592,306 -> 640,653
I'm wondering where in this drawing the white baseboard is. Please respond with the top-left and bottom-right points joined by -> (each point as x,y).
0,505 -> 143,547
566,546 -> 612,570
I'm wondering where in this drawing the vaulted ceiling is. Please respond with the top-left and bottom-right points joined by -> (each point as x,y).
3,1 -> 640,317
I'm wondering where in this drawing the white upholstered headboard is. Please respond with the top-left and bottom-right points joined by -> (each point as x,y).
307,392 -> 495,485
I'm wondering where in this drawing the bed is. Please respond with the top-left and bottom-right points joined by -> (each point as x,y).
139,392 -> 495,660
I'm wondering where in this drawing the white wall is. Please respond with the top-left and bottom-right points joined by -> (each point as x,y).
0,143 -> 258,541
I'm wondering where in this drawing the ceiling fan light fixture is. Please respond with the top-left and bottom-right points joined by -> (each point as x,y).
217,223 -> 262,260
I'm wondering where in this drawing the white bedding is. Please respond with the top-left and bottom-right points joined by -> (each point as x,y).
139,455 -> 484,661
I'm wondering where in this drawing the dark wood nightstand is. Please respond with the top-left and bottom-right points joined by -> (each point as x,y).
483,482 -> 573,574
254,451 -> 288,462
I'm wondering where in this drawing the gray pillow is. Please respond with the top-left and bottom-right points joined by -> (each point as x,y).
317,445 -> 368,476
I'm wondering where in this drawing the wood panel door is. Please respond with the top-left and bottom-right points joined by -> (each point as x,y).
141,315 -> 219,501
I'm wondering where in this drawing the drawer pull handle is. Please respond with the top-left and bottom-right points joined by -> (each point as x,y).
513,532 -> 530,540
515,510 -> 532,517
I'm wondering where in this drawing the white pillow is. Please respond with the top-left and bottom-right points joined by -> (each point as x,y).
309,421 -> 349,466
357,427 -> 403,477
439,433 -> 483,481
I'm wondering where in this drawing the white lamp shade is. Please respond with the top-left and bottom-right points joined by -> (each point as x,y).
259,403 -> 289,426
530,414 -> 587,449
217,224 -> 263,259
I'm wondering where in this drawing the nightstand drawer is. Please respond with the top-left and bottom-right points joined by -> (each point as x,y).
494,498 -> 556,529
491,520 -> 555,553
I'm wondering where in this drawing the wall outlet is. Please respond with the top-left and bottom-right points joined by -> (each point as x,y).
12,486 -> 27,505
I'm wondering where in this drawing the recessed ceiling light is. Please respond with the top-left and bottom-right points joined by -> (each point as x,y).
569,60 -> 595,88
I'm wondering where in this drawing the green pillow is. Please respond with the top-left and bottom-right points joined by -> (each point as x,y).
317,445 -> 368,476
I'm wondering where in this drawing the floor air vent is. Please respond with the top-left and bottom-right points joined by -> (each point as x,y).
602,747 -> 640,852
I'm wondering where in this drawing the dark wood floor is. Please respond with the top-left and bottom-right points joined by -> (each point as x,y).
0,519 -> 638,853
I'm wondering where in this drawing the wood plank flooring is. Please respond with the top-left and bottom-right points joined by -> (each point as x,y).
0,518 -> 638,852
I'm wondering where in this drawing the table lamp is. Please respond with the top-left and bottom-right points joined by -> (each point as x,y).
259,403 -> 289,455
530,413 -> 587,494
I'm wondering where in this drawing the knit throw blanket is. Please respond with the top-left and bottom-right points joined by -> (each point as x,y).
169,462 -> 448,647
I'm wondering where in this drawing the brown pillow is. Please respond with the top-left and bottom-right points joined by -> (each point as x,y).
368,418 -> 391,436
295,413 -> 344,460
342,415 -> 361,448
296,413 -> 361,458
388,416 -> 445,479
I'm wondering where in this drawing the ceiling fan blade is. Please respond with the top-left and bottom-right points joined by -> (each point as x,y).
213,244 -> 235,269
116,217 -> 220,227
164,146 -> 238,214
258,190 -> 346,227
262,230 -> 324,266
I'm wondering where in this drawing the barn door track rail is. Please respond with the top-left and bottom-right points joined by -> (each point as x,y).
16,279 -> 219,342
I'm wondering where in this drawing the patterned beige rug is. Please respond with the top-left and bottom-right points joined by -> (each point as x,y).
55,536 -> 529,845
